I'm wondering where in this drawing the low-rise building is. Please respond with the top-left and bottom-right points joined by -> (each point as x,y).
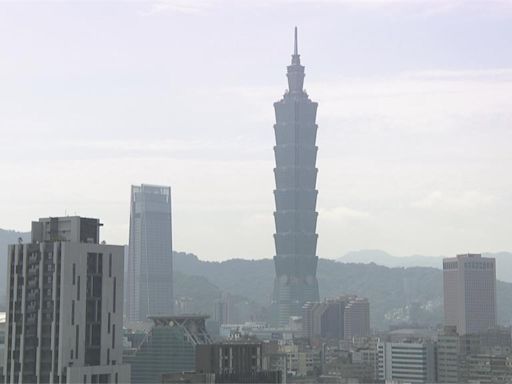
377,341 -> 436,383
124,315 -> 212,384
463,354 -> 512,384
161,372 -> 215,384
262,342 -> 321,378
302,296 -> 370,342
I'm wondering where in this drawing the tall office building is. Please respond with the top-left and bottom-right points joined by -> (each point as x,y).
4,217 -> 130,384
344,297 -> 371,340
126,184 -> 174,322
213,294 -> 231,326
302,301 -> 330,340
443,253 -> 496,335
271,28 -> 320,327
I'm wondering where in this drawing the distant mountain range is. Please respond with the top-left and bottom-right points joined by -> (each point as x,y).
173,251 -> 512,330
338,249 -> 512,283
2,229 -> 512,330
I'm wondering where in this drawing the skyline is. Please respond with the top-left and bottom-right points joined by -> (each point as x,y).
1,1 -> 512,261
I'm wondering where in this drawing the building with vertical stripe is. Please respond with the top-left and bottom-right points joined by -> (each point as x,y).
4,216 -> 129,384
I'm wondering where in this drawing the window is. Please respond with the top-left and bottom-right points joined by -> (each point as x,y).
92,276 -> 102,298
87,253 -> 97,274
108,313 -> 111,333
113,278 -> 116,313
75,325 -> 79,359
112,324 -> 115,349
71,300 -> 75,325
109,254 -> 112,278
98,253 -> 103,274
72,264 -> 76,285
77,276 -> 80,300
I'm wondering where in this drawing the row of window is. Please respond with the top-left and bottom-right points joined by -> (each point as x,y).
444,261 -> 494,270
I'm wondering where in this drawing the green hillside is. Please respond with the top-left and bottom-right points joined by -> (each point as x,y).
174,252 -> 512,330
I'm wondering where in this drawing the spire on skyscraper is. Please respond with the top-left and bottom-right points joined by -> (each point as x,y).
294,26 -> 298,54
287,26 -> 305,93
292,26 -> 300,65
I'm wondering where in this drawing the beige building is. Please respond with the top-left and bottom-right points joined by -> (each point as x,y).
302,296 -> 370,342
443,254 -> 496,335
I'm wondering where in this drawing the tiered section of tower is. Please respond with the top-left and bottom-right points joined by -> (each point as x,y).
272,28 -> 320,327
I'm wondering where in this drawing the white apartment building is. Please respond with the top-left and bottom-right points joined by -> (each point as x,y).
4,217 -> 130,384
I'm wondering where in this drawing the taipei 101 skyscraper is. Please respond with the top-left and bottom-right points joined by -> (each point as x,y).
272,28 -> 320,327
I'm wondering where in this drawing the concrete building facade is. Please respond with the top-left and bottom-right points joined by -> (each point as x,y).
443,253 -> 496,335
436,327 -> 461,383
344,297 -> 371,340
126,184 -> 174,322
196,341 -> 281,383
0,313 -> 5,383
302,296 -> 370,341
377,341 -> 436,384
271,28 -> 320,327
3,217 -> 129,384
213,295 -> 231,326
196,342 -> 263,375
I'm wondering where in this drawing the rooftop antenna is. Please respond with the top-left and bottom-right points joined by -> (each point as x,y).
291,26 -> 300,65
294,26 -> 298,56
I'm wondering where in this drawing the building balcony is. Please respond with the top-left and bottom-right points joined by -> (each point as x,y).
29,254 -> 40,264
25,304 -> 38,314
27,294 -> 39,303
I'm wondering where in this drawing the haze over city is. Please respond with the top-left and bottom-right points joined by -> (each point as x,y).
1,0 -> 512,261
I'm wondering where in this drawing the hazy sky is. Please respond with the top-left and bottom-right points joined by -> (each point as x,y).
1,0 -> 512,261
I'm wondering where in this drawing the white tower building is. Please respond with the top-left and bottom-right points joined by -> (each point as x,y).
4,217 -> 130,384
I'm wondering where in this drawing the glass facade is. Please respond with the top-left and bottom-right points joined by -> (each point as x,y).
126,185 -> 174,322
